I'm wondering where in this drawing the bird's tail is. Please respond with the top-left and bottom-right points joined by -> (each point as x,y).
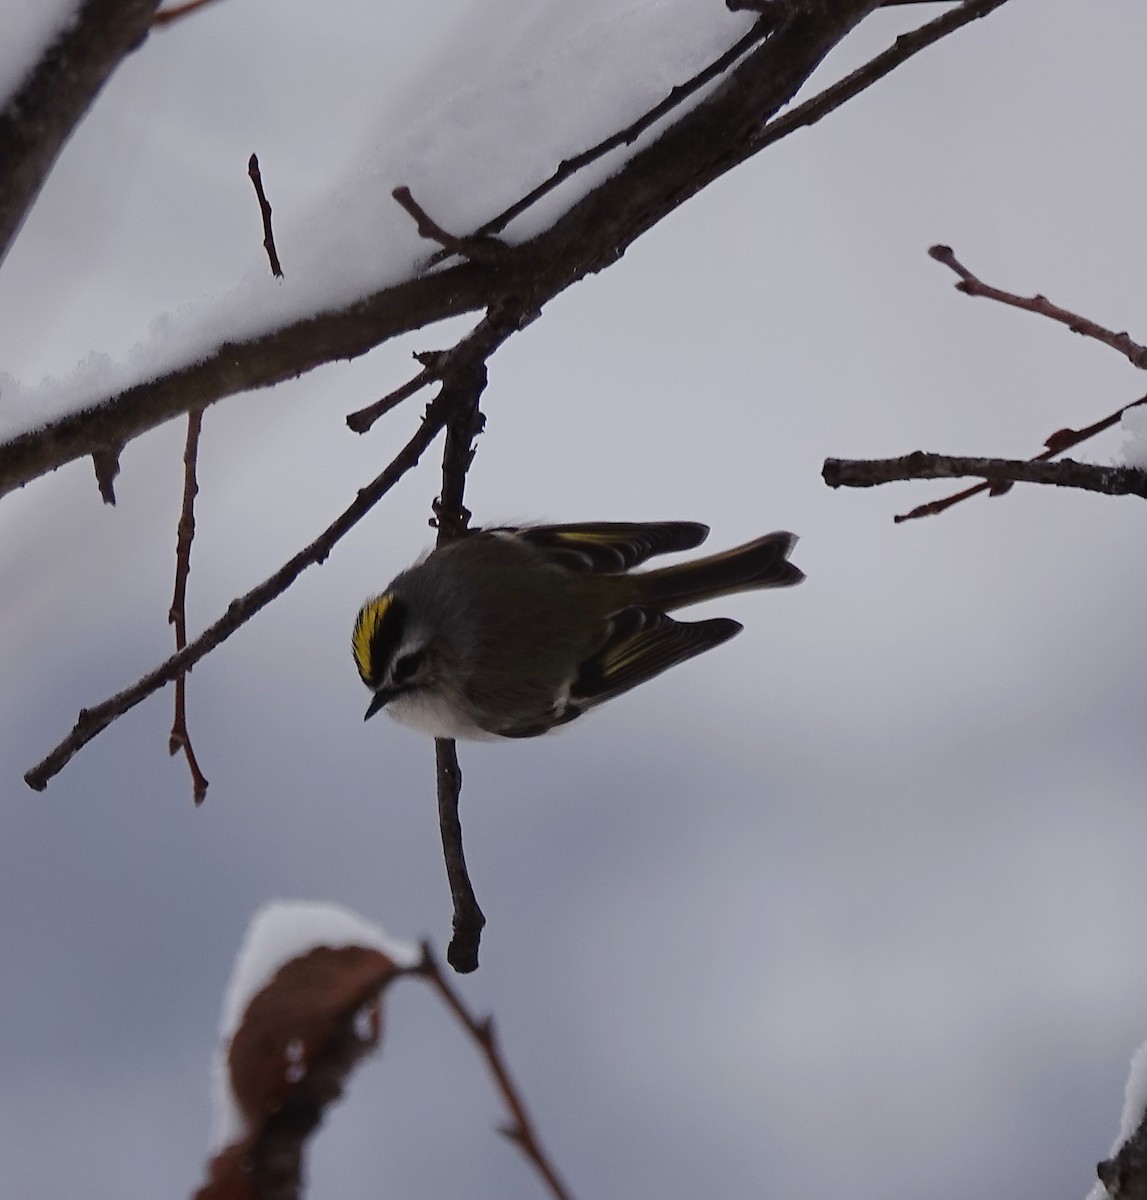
632,531 -> 803,611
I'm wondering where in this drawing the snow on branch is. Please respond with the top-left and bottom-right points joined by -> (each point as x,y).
0,0 -> 1015,500
0,0 -> 162,267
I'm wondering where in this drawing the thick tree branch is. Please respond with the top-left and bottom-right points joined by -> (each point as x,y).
0,0 -> 1016,500
0,0 -> 162,267
823,453 -> 1147,500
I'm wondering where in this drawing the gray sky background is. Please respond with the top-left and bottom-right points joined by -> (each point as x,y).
2,2 -> 1146,1198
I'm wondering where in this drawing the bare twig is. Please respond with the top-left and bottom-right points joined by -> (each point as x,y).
25,309 -> 522,792
429,349 -> 490,972
929,244 -> 1147,368
435,742 -> 485,974
419,946 -> 576,1200
153,0 -> 224,24
91,442 -> 123,504
248,153 -> 283,278
168,408 -> 209,804
345,364 -> 437,433
823,452 -> 1147,501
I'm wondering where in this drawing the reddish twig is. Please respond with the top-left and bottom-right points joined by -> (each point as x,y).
419,946 -> 575,1200
848,242 -> 1147,521
930,245 -> 1147,369
888,394 -> 1147,521
248,153 -> 283,278
168,408 -> 209,804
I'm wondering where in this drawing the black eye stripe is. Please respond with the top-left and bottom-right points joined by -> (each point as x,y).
368,598 -> 408,680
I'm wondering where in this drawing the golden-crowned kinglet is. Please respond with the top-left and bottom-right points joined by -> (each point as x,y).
352,521 -> 803,739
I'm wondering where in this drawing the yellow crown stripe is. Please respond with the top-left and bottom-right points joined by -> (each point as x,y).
352,594 -> 393,682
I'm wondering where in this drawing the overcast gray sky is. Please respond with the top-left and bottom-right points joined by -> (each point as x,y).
2,3 -> 1147,1198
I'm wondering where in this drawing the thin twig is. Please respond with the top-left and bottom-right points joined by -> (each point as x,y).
153,0 -> 224,25
392,187 -> 505,265
435,742 -> 485,974
929,244 -> 1147,368
854,238 -> 1147,521
751,0 -> 1011,151
466,17 -> 778,243
91,442 -> 123,505
892,393 -> 1147,521
419,946 -> 576,1200
430,351 -> 489,972
248,153 -> 283,278
346,364 -> 437,433
823,453 -> 1147,501
25,401 -> 450,792
25,310 -> 522,792
168,408 -> 209,805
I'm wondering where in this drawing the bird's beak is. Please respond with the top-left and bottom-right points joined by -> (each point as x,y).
364,689 -> 395,721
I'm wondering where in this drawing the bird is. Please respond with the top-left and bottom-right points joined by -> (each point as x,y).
352,520 -> 803,739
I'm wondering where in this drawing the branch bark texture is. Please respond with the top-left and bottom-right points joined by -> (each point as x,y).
823,453 -> 1147,500
0,0 -> 162,266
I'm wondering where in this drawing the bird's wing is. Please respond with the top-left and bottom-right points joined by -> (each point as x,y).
492,521 -> 709,574
570,607 -> 742,709
494,610 -> 740,738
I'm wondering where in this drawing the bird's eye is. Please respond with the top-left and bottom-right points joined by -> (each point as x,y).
392,650 -> 424,683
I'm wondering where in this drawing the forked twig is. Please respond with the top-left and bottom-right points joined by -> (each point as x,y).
25,310 -> 522,792
419,946 -> 576,1200
26,399 -> 450,791
393,187 -> 505,265
168,407 -> 209,804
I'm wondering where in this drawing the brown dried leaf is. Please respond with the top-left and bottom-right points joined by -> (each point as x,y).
193,944 -> 400,1200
